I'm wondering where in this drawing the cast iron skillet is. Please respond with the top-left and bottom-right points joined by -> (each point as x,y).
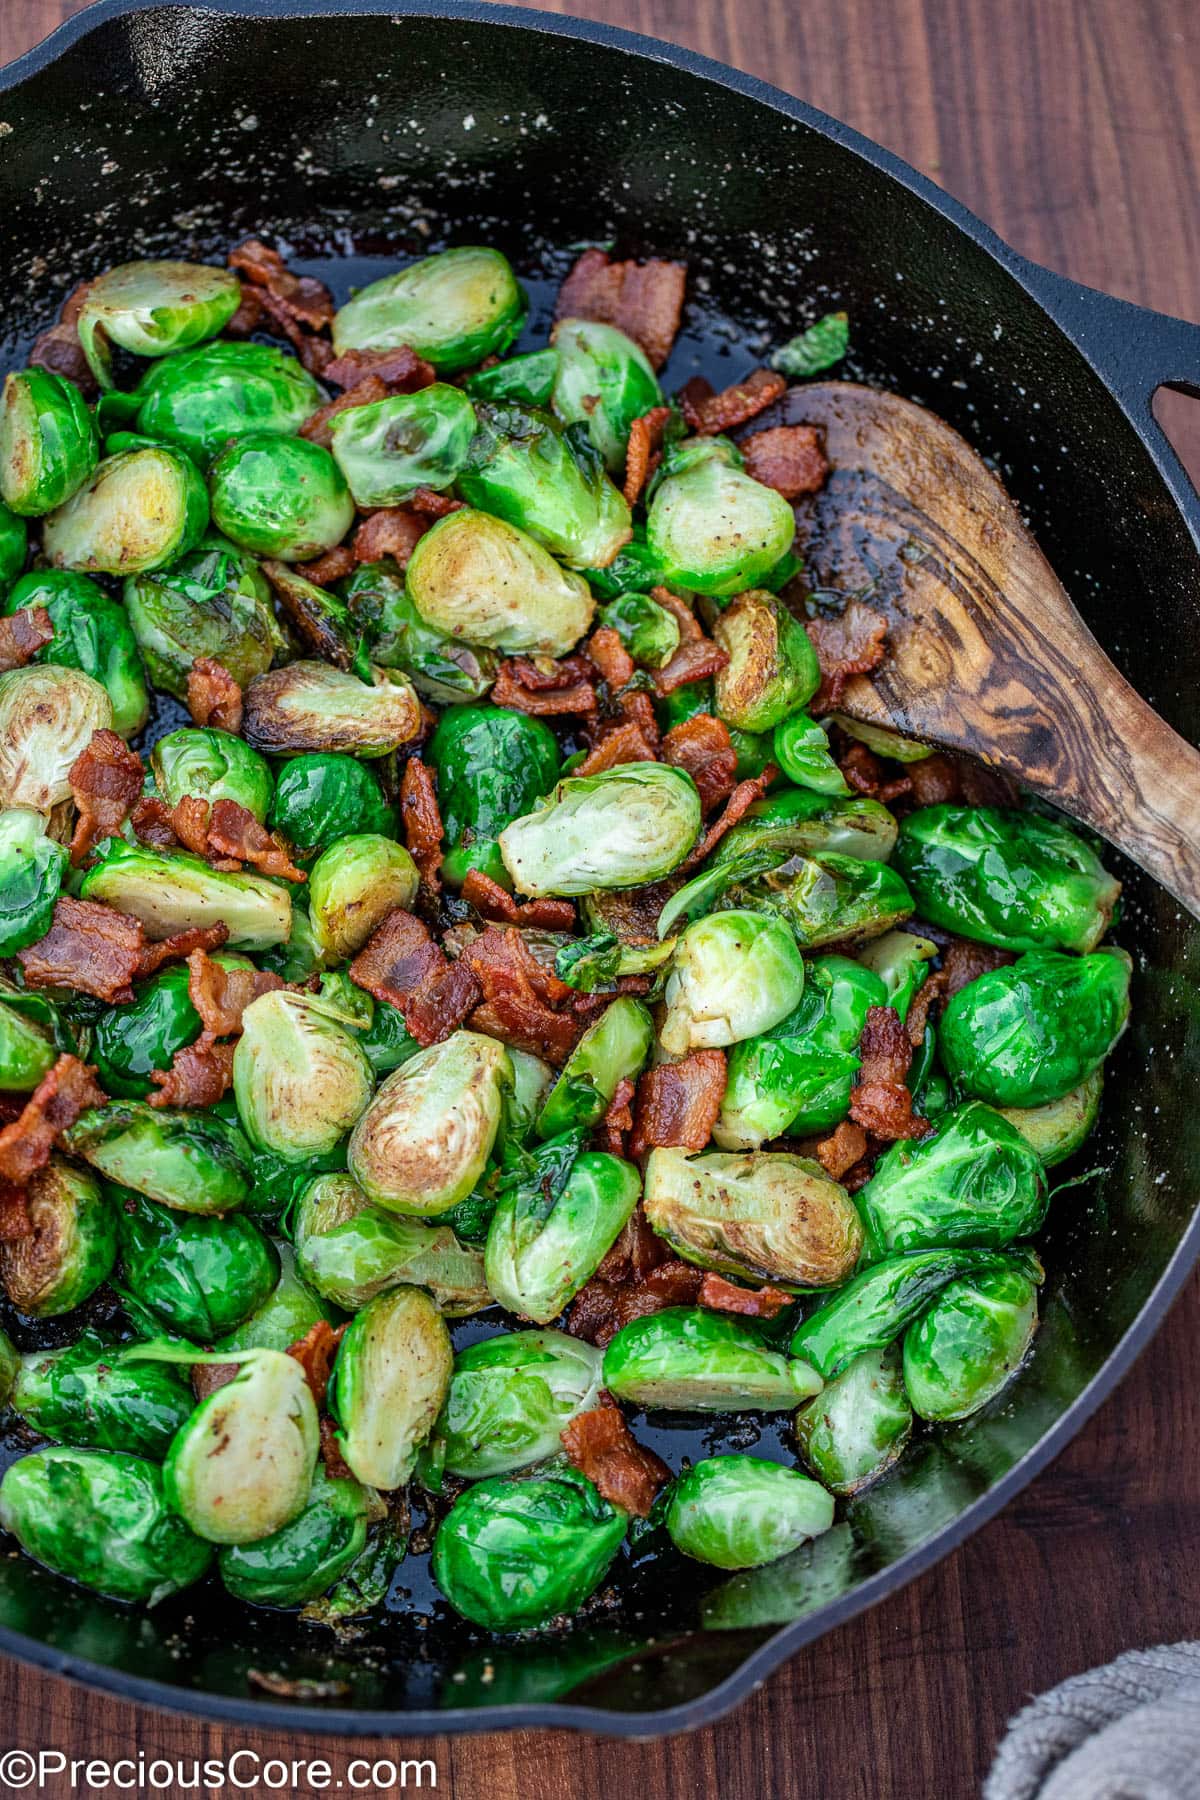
1,0 -> 1199,1741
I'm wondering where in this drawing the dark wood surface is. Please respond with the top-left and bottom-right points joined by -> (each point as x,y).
1,2 -> 1198,1795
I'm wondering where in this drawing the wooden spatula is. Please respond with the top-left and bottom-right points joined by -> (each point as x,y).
763,380 -> 1200,919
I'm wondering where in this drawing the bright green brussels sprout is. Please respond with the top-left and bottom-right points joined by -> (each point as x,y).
164,1348 -> 320,1544
91,958 -> 207,1098
213,1240 -> 339,1354
10,1330 -> 194,1458
218,1464 -> 374,1606
603,1308 -> 823,1411
43,448 -> 208,575
307,835 -> 419,962
328,1286 -> 452,1489
233,989 -> 374,1164
643,1148 -> 863,1288
343,560 -> 497,705
435,1329 -> 604,1479
551,319 -> 663,472
132,339 -> 325,464
330,384 -> 476,507
0,1447 -> 213,1603
997,1068 -> 1104,1168
332,246 -> 525,371
0,367 -> 99,515
429,703 -> 560,889
794,1345 -> 913,1495
0,1157 -> 116,1316
660,908 -> 806,1056
0,985 -> 57,1090
151,726 -> 274,823
0,501 -> 28,590
831,715 -> 935,763
0,808 -> 68,955
501,1047 -> 556,1139
721,850 -> 914,950
406,507 -> 595,658
710,785 -> 899,867
536,998 -> 653,1137
856,1100 -> 1047,1259
116,1190 -> 280,1341
267,752 -> 395,856
0,664 -> 112,812
646,438 -> 796,597
76,259 -> 242,388
432,1465 -> 625,1631
553,929 -> 677,995
81,839 -> 291,950
0,1327 -> 16,1407
209,433 -> 354,562
582,526 -> 667,598
855,929 -> 938,1022
598,591 -> 680,669
458,400 -> 633,569
242,661 -> 421,758
466,347 -> 558,407
349,1030 -> 511,1216
5,569 -> 147,738
902,1260 -> 1039,1421
666,1455 -> 834,1570
485,1141 -> 640,1324
893,804 -> 1121,953
712,590 -> 820,733
938,947 -> 1131,1108
790,1244 -> 1043,1379
500,763 -> 701,897
64,1100 -> 253,1215
772,711 -> 849,795
297,1202 -> 489,1315
715,954 -> 888,1149
124,534 -> 284,696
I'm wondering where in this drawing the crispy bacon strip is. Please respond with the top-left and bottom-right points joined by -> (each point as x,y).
0,1055 -> 106,1185
653,638 -> 729,697
463,924 -> 586,1064
408,487 -> 463,518
130,796 -> 180,850
698,1273 -> 792,1318
595,1205 -> 669,1286
595,1074 -> 637,1157
848,1004 -> 930,1142
574,717 -> 660,777
838,740 -> 912,805
555,249 -> 687,371
351,507 -> 428,569
135,924 -> 230,978
567,1259 -> 702,1349
939,936 -> 1016,998
319,1414 -> 356,1483
187,948 -> 283,1043
677,368 -> 787,435
662,713 -> 738,815
628,1050 -> 727,1158
560,1398 -> 670,1518
299,373 -> 390,448
491,657 -> 599,717
460,869 -> 575,932
288,1320 -> 348,1408
739,423 -> 829,498
148,1038 -> 237,1110
17,898 -> 145,1003
67,730 -> 144,866
586,625 -> 635,691
0,607 -> 53,674
807,600 -> 889,715
349,909 -> 480,1048
187,657 -> 243,734
815,1119 -> 869,1181
228,239 -> 333,369
623,404 -> 672,505
0,1179 -> 33,1243
400,757 -> 443,899
207,799 -> 306,883
323,345 -> 436,394
296,545 -> 357,588
681,765 -> 777,870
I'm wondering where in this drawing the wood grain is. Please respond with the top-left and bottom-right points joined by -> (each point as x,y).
1,3 -> 1199,1797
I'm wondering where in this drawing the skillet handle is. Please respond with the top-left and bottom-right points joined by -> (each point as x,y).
1018,261 -> 1200,412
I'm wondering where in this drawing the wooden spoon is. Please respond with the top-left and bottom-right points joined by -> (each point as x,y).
758,381 -> 1200,918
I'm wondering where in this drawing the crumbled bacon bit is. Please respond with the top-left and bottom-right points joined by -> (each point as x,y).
568,1259 -> 703,1348
228,239 -> 334,366
560,1397 -> 670,1517
615,688 -> 662,748
296,545 -> 357,588
698,1273 -> 792,1318
806,600 -> 889,715
67,730 -> 144,866
815,1118 -> 869,1180
187,948 -> 283,1043
595,1205 -> 669,1285
462,924 -> 586,1064
208,798 -> 308,883
678,368 -> 787,436
939,935 -> 1016,997
135,924 -> 230,979
0,1179 -> 32,1243
299,374 -> 390,448
623,404 -> 672,505
323,345 -> 436,394
349,909 -> 480,1048
400,757 -> 443,900
351,507 -> 428,569
288,1320 -> 348,1408
459,869 -> 576,932
848,1005 -> 930,1142
652,587 -> 702,642
320,1414 -> 356,1483
148,1038 -> 237,1110
662,713 -> 738,815
491,656 -> 599,717
408,487 -> 463,518
628,1050 -> 728,1158
129,796 -> 179,850
0,607 -> 53,674
595,1075 -> 637,1157
739,423 -> 829,498
902,967 -> 947,1048
586,626 -> 635,691
653,636 -> 729,697
574,716 -> 660,777
838,740 -> 912,805
906,752 -> 962,807
0,1055 -> 106,1185
555,249 -> 687,371
681,764 -> 777,870
187,657 -> 243,734
18,898 -> 143,1003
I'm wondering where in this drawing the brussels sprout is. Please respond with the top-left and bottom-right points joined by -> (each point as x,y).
288,1170 -> 370,1257
43,448 -> 208,575
715,954 -> 888,1149
551,319 -> 663,472
0,1447 -> 213,1603
307,835 -> 419,962
91,960 -> 204,1099
646,438 -> 796,598
938,947 -> 1132,1108
233,990 -> 374,1164
64,1101 -> 252,1215
711,786 -> 899,867
598,591 -> 680,669
0,987 -> 57,1090
604,1308 -> 822,1411
0,807 -> 68,956
772,711 -> 849,795
353,997 -> 422,1079
0,664 -> 112,812
902,1261 -> 1040,1421
219,1464 -> 374,1606
794,1346 -> 913,1495
553,929 -> 677,995
330,384 -> 476,507
458,400 -> 633,569
666,1455 -> 834,1570
466,347 -> 558,407
164,1348 -> 319,1544
298,1203 -> 489,1314
328,1286 -> 452,1489
132,339 -> 325,464
349,1030 -> 511,1216
344,561 -> 497,705
124,534 -> 285,696
831,715 -> 934,763
773,310 -> 850,377
536,998 -> 653,1137
332,246 -> 525,371
429,703 -> 560,889
0,501 -> 27,591
0,1327 -> 16,1406
790,1244 -> 1043,1379
485,1142 -> 640,1324
997,1068 -> 1104,1169
76,259 -> 242,388
723,850 -> 914,949
893,805 -> 1121,953
209,433 -> 354,562
11,1330 -> 195,1458
0,1157 -> 116,1316
582,526 -> 668,598
214,1241 -> 339,1354
432,1465 -> 625,1631
151,727 -> 274,824
0,367 -> 99,515
116,1191 -> 280,1341
643,1149 -> 863,1288
267,752 -> 395,857
81,839 -> 291,950
500,763 -> 701,898
406,507 -> 595,658
711,590 -> 820,733
242,661 -> 421,758
855,929 -> 938,1022
435,1330 -> 605,1479
5,569 -> 147,738
660,909 -> 807,1057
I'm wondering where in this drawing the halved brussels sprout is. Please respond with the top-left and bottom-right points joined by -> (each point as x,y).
6,568 -> 148,738
536,998 -> 653,1137
132,339 -> 325,464
298,1203 -> 489,1315
996,1068 -> 1104,1168
0,664 -> 112,812
554,929 -> 677,995
0,808 -> 68,955
260,559 -> 371,679
0,1447 -> 213,1603
723,850 -> 914,949
0,1157 -> 116,1316
660,909 -> 806,1056
11,1330 -> 194,1458
43,448 -> 208,575
406,508 -> 595,658
598,591 -> 680,669
332,246 -> 525,371
458,401 -> 633,569
551,318 -> 663,472
124,534 -> 285,696
242,661 -> 421,758
855,929 -> 938,1022
435,1329 -> 604,1479
349,1030 -> 511,1216
64,1101 -> 253,1215
902,1260 -> 1039,1421
151,727 -> 274,823
76,259 -> 242,388
81,840 -> 292,950
485,1142 -> 640,1324
646,438 -> 796,598
267,751 -> 395,856
429,702 -> 561,889
233,989 -> 375,1164
771,711 -> 849,796
0,367 -> 99,515
117,1190 -> 280,1341
0,985 -> 57,1090
712,590 -> 820,733
711,786 -> 899,866
290,1170 -> 371,1257
330,384 -> 476,507
500,762 -> 701,897
218,1464 -> 374,1606
603,1308 -> 823,1412
0,501 -> 28,591
643,1148 -> 863,1288
344,561 -> 497,706
209,433 -> 354,562
794,1345 -> 913,1495
666,1455 -> 834,1570
308,835 -> 419,962
328,1286 -> 452,1489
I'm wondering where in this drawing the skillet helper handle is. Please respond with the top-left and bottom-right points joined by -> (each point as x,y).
1017,262 -> 1200,411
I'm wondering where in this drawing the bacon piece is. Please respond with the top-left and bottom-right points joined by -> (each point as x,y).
299,374 -> 390,449
907,752 -> 962,807
400,757 -> 443,900
568,1259 -> 702,1348
349,909 -> 480,1048
653,636 -> 729,697
698,1273 -> 792,1318
555,250 -> 686,371
187,948 -> 283,1043
67,730 -> 144,866
560,1398 -> 670,1518
623,404 -> 672,506
408,487 -> 463,518
807,600 -> 889,715
228,238 -> 334,366
135,924 -> 230,979
574,717 -> 660,777
902,967 -> 947,1049
187,657 -> 243,734
838,741 -> 912,805
739,423 -> 829,498
129,796 -> 179,850
939,936 -> 1016,998
681,765 -> 776,870
323,346 -> 436,394
0,1179 -> 33,1243
297,545 -> 357,588
460,869 -> 576,932
848,1005 -> 930,1142
206,799 -> 306,883
662,713 -> 738,816
586,626 -> 635,691
148,1038 -> 236,1110
628,1050 -> 727,1158
595,1075 -> 637,1157
351,507 -> 428,569
0,1055 -> 106,1185
0,607 -> 53,673
288,1320 -> 348,1409
595,1205 -> 669,1285
404,961 -> 482,1049
17,898 -> 144,1002
678,368 -> 787,436
319,1414 -> 356,1483
815,1118 -> 869,1180
463,924 -> 586,1064
491,657 -> 598,717
615,687 -> 662,747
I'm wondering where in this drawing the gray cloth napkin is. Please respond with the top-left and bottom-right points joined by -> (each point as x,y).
985,1644 -> 1200,1800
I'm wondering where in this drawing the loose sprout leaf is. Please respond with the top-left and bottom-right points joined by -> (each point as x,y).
771,311 -> 850,378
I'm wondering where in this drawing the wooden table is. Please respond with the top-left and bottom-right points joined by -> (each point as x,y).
1,2 -> 1198,1795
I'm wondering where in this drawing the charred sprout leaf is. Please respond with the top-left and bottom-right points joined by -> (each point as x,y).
0,664 -> 112,811
997,1068 -> 1104,1169
116,1190 -> 280,1341
712,590 -> 820,733
0,808 -> 68,956
598,591 -> 680,669
772,712 -> 849,796
234,990 -> 374,1163
536,997 -> 653,1137
242,661 -> 421,758
0,501 -> 28,591
344,560 -> 498,706
133,339 -> 325,465
794,1345 -> 912,1495
434,1329 -> 604,1479
268,752 -> 395,856
407,506 -> 595,657
77,259 -> 242,388
500,762 -> 701,897
553,929 -> 676,994
485,1139 -> 640,1324
125,534 -> 284,697
722,850 -> 914,949
298,1203 -> 488,1315
646,438 -> 796,598
550,319 -> 663,473
902,1260 -> 1039,1421
151,727 -> 274,823
6,568 -> 147,738
771,310 -> 849,378
604,1307 -> 823,1411
333,247 -> 525,371
666,1455 -> 834,1569
81,839 -> 292,950
328,1285 -> 453,1489
308,835 -> 419,962
0,367 -> 99,515
429,702 -> 560,889
660,908 -> 807,1056
219,1464 -> 373,1606
466,348 -> 558,408
43,448 -> 208,575
64,1101 -> 253,1215
711,786 -> 899,867
0,1157 -> 116,1317
209,433 -> 354,562
11,1329 -> 194,1458
260,561 -> 370,681
330,384 -> 476,507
